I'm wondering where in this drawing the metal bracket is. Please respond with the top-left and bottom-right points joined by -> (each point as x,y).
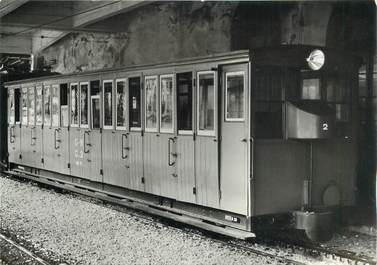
193,187 -> 196,195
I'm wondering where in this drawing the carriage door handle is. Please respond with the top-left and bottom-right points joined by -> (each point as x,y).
121,134 -> 129,159
31,127 -> 36,146
10,126 -> 15,143
54,129 -> 61,150
83,131 -> 90,153
168,137 -> 177,166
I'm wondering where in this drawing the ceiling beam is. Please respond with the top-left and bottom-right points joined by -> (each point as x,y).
0,35 -> 31,54
0,0 -> 30,18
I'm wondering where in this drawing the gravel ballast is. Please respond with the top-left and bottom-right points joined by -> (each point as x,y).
0,176 -> 375,264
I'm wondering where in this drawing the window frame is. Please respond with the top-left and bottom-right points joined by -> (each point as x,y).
28,86 -> 36,127
197,71 -> 216,137
79,82 -> 90,129
159,74 -> 175,134
35,86 -> 43,126
176,71 -> 194,135
70,83 -> 79,128
115,78 -> 128,131
103,80 -> 114,130
225,71 -> 246,122
21,87 -> 28,126
51,84 -> 60,128
14,88 -> 21,125
129,76 -> 142,132
144,75 -> 159,133
91,94 -> 101,130
8,89 -> 15,125
43,85 -> 51,127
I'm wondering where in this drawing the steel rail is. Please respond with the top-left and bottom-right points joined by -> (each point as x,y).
0,233 -> 51,265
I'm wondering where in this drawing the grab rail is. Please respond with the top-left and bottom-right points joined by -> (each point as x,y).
168,137 -> 177,166
9,126 -> 15,143
121,134 -> 129,159
83,131 -> 90,153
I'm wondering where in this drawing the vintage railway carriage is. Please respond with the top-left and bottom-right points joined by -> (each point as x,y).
5,46 -> 360,241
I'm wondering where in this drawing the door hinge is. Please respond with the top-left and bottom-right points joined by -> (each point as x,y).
100,169 -> 103,175
193,187 -> 196,195
67,163 -> 70,168
193,133 -> 196,141
141,177 -> 145,184
41,158 -> 44,164
19,154 -> 22,159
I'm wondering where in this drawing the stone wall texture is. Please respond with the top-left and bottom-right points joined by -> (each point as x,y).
37,1 -> 373,74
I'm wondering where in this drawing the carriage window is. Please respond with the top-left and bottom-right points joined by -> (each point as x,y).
60,84 -> 68,127
80,83 -> 89,127
51,85 -> 59,127
35,86 -> 43,125
103,81 -> 113,128
116,79 -> 127,129
226,72 -> 244,121
90,80 -> 100,96
21,88 -> 28,125
160,75 -> 174,132
302,78 -> 321,100
28,87 -> 35,126
14,89 -> 20,123
198,72 -> 215,134
177,72 -> 193,132
91,96 -> 101,129
129,77 -> 141,129
70,84 -> 79,126
145,76 -> 158,131
8,90 -> 15,124
43,86 -> 51,126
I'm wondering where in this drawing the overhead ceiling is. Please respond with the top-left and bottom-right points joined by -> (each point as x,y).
0,0 -> 151,54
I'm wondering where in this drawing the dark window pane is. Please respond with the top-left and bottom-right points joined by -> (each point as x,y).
104,82 -> 113,127
226,73 -> 244,120
90,80 -> 100,96
60,84 -> 68,127
14,89 -> 20,123
92,97 -> 101,129
198,73 -> 214,131
70,84 -> 78,125
129,77 -> 141,128
80,83 -> 88,126
302,78 -> 320,100
177,72 -> 192,131
116,80 -> 127,128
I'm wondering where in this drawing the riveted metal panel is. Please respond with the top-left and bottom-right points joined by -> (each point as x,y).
128,132 -> 144,192
254,140 -> 307,216
195,136 -> 219,209
8,125 -> 21,164
69,128 -> 86,178
31,126 -> 44,169
143,133 -> 162,196
54,127 -> 70,175
159,134 -> 177,199
87,130 -> 102,183
43,127 -> 59,172
20,126 -> 33,167
102,130 -> 129,188
176,135 -> 196,204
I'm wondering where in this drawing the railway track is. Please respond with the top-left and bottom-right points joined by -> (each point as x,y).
0,233 -> 51,265
2,172 -> 376,265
